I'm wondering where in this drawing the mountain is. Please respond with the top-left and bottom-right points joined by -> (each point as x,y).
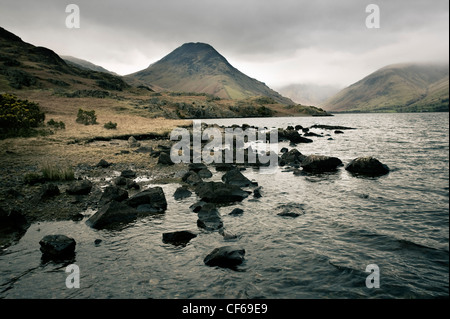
61,55 -> 118,75
0,26 -> 129,92
276,83 -> 341,106
323,63 -> 449,113
126,42 -> 294,105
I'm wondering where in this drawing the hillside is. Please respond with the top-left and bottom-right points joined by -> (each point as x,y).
126,42 -> 294,105
61,55 -> 118,76
323,63 -> 449,113
277,83 -> 341,106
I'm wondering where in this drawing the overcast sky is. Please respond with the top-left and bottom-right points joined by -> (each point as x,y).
0,0 -> 448,89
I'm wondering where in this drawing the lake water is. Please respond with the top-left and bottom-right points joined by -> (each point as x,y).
0,113 -> 448,299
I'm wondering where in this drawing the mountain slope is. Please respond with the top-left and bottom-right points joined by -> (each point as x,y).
126,42 -> 294,105
0,27 -> 129,92
277,83 -> 341,106
323,63 -> 449,112
61,55 -> 118,75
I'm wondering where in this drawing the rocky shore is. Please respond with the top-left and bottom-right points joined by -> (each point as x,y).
0,121 -> 390,268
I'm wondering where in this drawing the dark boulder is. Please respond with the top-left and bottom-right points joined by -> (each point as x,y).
253,186 -> 263,198
40,184 -> 60,200
39,234 -> 76,258
197,203 -> 223,231
96,159 -> 111,168
162,230 -> 197,246
197,168 -> 213,179
276,203 -> 305,218
99,185 -> 128,206
158,152 -> 174,165
190,201 -> 207,213
334,130 -> 344,134
283,130 -> 313,144
120,170 -> 136,178
188,163 -> 207,173
345,157 -> 390,176
66,180 -> 93,195
124,187 -> 167,212
214,163 -> 237,172
301,155 -> 342,172
204,246 -> 245,268
86,200 -> 137,229
174,186 -> 192,200
295,125 -> 303,131
182,171 -> 203,185
194,182 -> 250,204
221,169 -> 256,187
229,208 -> 244,216
279,149 -> 306,166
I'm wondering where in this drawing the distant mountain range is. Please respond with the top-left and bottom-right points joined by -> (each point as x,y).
276,83 -> 342,106
61,55 -> 118,76
126,42 -> 294,105
323,63 -> 449,113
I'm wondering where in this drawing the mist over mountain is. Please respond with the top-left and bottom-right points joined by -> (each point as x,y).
126,42 -> 294,105
276,83 -> 342,106
62,56 -> 118,76
323,63 -> 449,113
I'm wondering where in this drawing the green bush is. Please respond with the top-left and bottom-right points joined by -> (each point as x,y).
47,118 -> 66,129
104,121 -> 117,130
76,108 -> 97,125
0,93 -> 45,138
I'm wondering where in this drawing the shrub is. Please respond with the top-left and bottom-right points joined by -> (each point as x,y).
104,121 -> 117,130
47,119 -> 66,129
76,108 -> 97,125
0,93 -> 45,138
40,163 -> 75,181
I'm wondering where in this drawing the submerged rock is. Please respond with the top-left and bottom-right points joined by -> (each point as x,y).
221,169 -> 256,187
204,246 -> 245,268
99,185 -> 128,206
345,156 -> 390,176
276,203 -> 305,218
39,234 -> 76,258
279,149 -> 305,166
124,187 -> 167,212
174,186 -> 192,200
162,230 -> 197,246
197,203 -> 223,231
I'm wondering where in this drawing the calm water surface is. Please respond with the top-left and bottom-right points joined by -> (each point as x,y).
0,113 -> 448,298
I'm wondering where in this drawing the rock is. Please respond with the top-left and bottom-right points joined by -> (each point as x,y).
99,185 -> 128,206
221,169 -> 256,187
345,157 -> 390,176
126,179 -> 140,190
190,201 -> 207,213
334,130 -> 344,134
253,186 -> 263,198
204,246 -> 245,268
301,155 -> 342,172
214,163 -> 237,172
188,163 -> 207,172
197,168 -> 213,179
96,159 -> 111,168
194,182 -> 250,204
128,136 -> 140,148
276,203 -> 305,218
219,229 -> 239,241
134,146 -> 153,154
286,125 -> 295,130
197,203 -> 223,231
40,184 -> 60,200
279,149 -> 306,166
162,230 -> 197,246
124,187 -> 167,212
94,239 -> 102,246
174,186 -> 192,200
66,180 -> 93,195
120,170 -> 136,179
0,207 -> 29,231
280,147 -> 289,154
86,200 -> 138,229
295,125 -> 303,131
182,171 -> 203,185
39,235 -> 76,258
304,131 -> 323,137
282,130 -> 313,144
113,176 -> 127,186
229,208 -> 244,216
157,152 -> 174,165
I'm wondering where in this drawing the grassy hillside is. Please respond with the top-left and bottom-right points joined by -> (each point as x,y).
323,63 -> 449,113
127,42 -> 294,105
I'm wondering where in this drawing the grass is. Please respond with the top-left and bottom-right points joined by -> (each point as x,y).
40,162 -> 75,181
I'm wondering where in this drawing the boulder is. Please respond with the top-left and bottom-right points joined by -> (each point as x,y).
194,182 -> 250,204
279,149 -> 306,166
158,152 -> 174,165
66,180 -> 93,195
301,155 -> 342,172
39,234 -> 76,258
283,130 -> 313,144
253,186 -> 263,198
124,187 -> 167,212
276,203 -> 305,218
229,208 -> 244,216
128,136 -> 140,148
99,185 -> 128,206
40,184 -> 60,200
188,163 -> 207,173
182,171 -> 203,185
197,203 -> 223,231
162,230 -> 197,246
96,159 -> 111,168
221,169 -> 256,187
204,246 -> 245,268
120,170 -> 136,179
174,186 -> 192,200
86,200 -> 137,229
190,201 -> 207,213
197,168 -> 213,179
214,163 -> 237,172
345,157 -> 390,176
